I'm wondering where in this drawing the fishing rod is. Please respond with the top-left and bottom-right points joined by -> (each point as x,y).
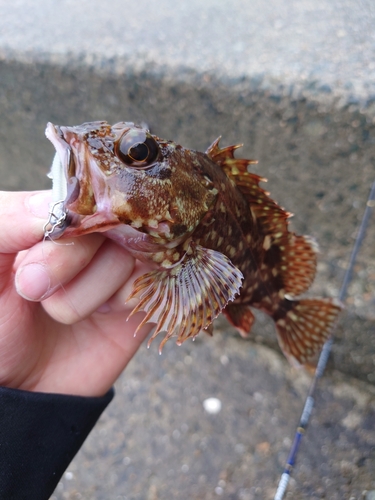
274,179 -> 375,500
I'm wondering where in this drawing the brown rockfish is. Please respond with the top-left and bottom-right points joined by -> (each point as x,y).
45,121 -> 341,364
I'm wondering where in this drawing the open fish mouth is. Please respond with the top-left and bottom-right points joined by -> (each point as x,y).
44,122 -> 121,239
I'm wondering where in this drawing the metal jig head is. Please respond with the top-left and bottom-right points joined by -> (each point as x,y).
43,200 -> 68,239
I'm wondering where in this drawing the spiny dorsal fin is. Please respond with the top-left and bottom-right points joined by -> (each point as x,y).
207,137 -> 290,238
233,170 -> 290,239
206,137 -> 247,163
126,243 -> 243,352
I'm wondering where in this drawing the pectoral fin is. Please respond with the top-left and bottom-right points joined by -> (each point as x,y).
126,243 -> 243,352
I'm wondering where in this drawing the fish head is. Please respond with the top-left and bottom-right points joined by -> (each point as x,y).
45,121 -> 218,243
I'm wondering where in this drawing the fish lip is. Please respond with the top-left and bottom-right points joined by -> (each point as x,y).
45,122 -> 78,200
45,122 -> 71,169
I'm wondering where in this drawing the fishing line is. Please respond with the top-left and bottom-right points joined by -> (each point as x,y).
274,179 -> 375,500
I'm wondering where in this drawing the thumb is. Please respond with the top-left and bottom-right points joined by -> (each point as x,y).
0,191 -> 51,289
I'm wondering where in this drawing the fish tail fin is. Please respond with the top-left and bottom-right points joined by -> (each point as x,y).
274,298 -> 342,365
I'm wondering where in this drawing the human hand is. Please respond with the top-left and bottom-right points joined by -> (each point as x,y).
0,190 -> 153,397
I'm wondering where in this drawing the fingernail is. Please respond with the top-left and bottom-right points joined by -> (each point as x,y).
16,263 -> 51,301
27,191 -> 52,219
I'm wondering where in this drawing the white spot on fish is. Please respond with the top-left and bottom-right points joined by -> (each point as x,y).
263,235 -> 272,250
148,219 -> 158,228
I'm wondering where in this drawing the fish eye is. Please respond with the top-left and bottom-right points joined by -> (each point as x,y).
116,130 -> 159,167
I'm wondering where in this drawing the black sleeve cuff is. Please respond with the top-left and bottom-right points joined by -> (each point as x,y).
0,386 -> 114,500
